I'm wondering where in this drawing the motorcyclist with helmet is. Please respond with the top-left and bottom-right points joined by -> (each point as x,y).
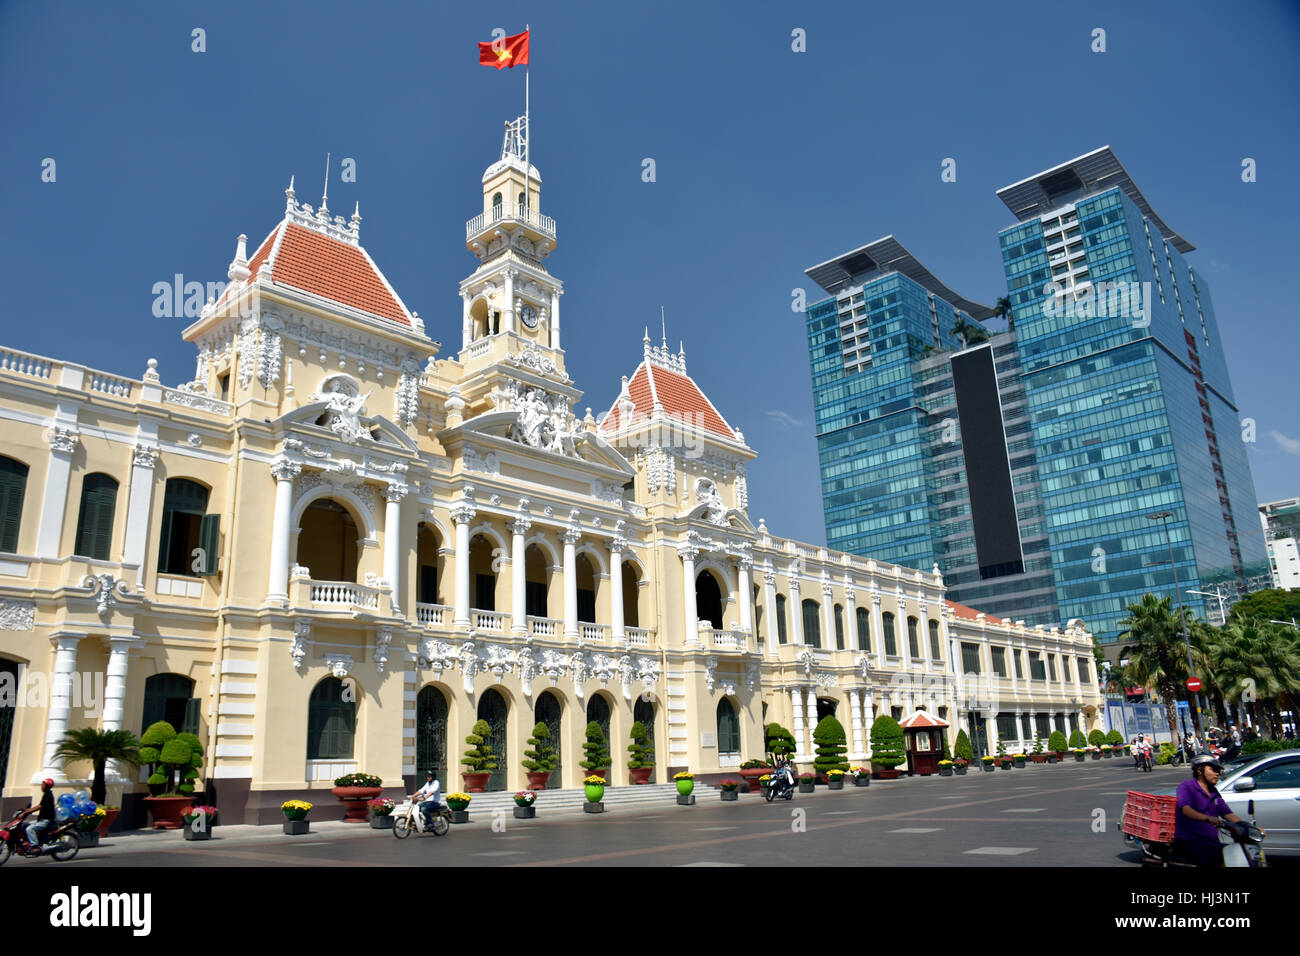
20,779 -> 56,849
411,769 -> 443,830
1172,754 -> 1261,867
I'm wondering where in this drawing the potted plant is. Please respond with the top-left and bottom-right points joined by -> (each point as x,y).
953,757 -> 969,775
869,715 -> 906,779
954,729 -> 974,764
627,721 -> 655,785
368,797 -> 396,829
462,720 -> 497,793
52,727 -> 141,836
579,721 -> 611,781
1105,729 -> 1124,752
332,771 -> 383,823
797,772 -> 815,793
980,755 -> 996,772
1073,747 -> 1087,762
739,758 -> 772,794
1029,734 -> 1047,764
583,774 -> 607,812
851,766 -> 871,787
673,771 -> 695,805
765,723 -> 797,761
72,804 -> 106,847
813,715 -> 850,782
1048,730 -> 1068,762
1090,745 -> 1102,761
446,792 -> 472,824
1088,729 -> 1106,749
825,769 -> 846,790
995,740 -> 1010,769
758,773 -> 772,797
282,799 -> 312,835
938,759 -> 953,777
1012,752 -> 1026,768
513,790 -> 537,819
719,779 -> 740,801
1099,743 -> 1111,758
522,721 -> 558,790
181,805 -> 217,841
1069,728 -> 1086,751
139,721 -> 203,828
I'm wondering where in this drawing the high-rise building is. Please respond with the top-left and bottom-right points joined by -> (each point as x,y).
1261,498 -> 1300,590
803,148 -> 1270,644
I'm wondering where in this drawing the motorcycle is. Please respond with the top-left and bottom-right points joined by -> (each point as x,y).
764,763 -> 796,802
1139,749 -> 1153,772
1124,799 -> 1268,868
0,810 -> 81,864
391,800 -> 451,838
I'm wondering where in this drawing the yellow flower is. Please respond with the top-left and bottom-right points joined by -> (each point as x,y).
583,775 -> 607,786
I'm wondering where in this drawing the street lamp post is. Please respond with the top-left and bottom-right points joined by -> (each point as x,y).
1188,586 -> 1228,626
1146,510 -> 1203,737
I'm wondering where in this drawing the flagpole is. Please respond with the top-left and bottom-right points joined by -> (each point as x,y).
524,23 -> 530,220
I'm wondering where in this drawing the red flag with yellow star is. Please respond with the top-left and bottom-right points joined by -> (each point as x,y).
478,30 -> 529,69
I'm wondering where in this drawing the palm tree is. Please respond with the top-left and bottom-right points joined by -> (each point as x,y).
993,295 -> 1014,332
949,317 -> 989,348
52,728 -> 143,805
1203,618 -> 1300,737
1117,593 -> 1191,740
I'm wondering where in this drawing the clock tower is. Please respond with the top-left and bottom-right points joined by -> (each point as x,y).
460,116 -> 563,356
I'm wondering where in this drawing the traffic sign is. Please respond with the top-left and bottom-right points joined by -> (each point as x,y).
1186,677 -> 1203,693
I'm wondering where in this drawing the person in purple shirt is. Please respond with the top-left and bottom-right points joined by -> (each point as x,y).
1172,755 -> 1258,867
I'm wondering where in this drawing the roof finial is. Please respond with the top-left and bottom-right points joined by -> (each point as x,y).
660,305 -> 667,349
285,174 -> 296,212
321,152 -> 330,214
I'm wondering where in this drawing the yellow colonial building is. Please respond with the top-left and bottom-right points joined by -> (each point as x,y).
0,123 -> 1103,824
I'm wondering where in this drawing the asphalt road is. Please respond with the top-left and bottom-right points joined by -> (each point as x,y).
13,759 -> 1296,867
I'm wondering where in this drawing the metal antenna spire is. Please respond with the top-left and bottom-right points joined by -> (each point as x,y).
321,152 -> 331,212
661,306 -> 667,348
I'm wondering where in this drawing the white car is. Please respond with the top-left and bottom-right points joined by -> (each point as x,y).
1215,750 -> 1300,857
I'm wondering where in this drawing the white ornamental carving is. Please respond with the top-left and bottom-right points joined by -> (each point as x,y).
634,656 -> 660,698
539,649 -> 568,683
458,640 -> 479,693
132,444 -> 159,468
856,654 -> 872,680
81,574 -> 130,617
258,324 -> 283,390
504,380 -> 580,457
744,662 -> 759,693
395,359 -> 420,428
695,478 -> 727,526
463,447 -> 500,475
0,599 -> 36,631
237,320 -> 258,388
570,651 -> 587,698
735,469 -> 749,512
505,341 -> 563,379
645,446 -> 676,494
481,643 -> 515,679
311,374 -> 372,444
590,653 -> 619,688
326,655 -> 354,679
797,649 -> 816,678
517,646 -> 536,697
47,426 -> 80,455
292,621 -> 311,673
720,680 -> 737,698
418,638 -> 457,674
165,388 -> 230,415
374,630 -> 392,674
705,656 -> 718,694
815,671 -> 838,688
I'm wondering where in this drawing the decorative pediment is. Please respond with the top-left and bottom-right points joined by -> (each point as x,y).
449,410 -> 635,479
279,402 -> 419,454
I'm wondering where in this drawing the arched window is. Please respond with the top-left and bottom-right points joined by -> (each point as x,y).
415,686 -> 448,788
491,191 -> 503,209
775,594 -> 788,645
535,691 -> 563,789
518,191 -> 527,209
576,554 -> 596,623
801,599 -> 821,649
141,674 -> 198,735
834,604 -> 845,650
478,689 -> 509,792
307,677 -> 356,760
696,571 -> 723,629
0,457 -> 29,553
0,658 -> 19,791
907,616 -> 921,658
158,478 -> 210,576
716,698 -> 740,755
856,607 -> 871,652
633,697 -> 655,782
882,612 -> 897,656
928,620 -> 942,660
74,473 -> 119,561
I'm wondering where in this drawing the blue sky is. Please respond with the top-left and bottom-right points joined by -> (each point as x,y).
2,0 -> 1298,546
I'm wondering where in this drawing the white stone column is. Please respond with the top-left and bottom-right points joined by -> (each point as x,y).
265,457 -> 301,605
847,590 -> 859,651
102,635 -> 140,781
762,568 -> 777,660
451,502 -> 476,627
805,686 -> 819,745
36,635 -> 81,782
737,558 -> 753,634
503,268 -> 516,334
383,482 -> 407,616
511,517 -> 530,635
551,289 -> 562,350
788,575 -> 803,645
862,690 -> 876,758
36,426 -> 79,559
790,687 -> 806,761
679,543 -> 699,646
821,581 -> 835,650
121,443 -> 158,572
461,290 -> 472,347
609,535 -> 625,642
871,593 -> 885,668
899,598 -> 912,669
562,527 -> 580,638
848,690 -> 864,758
1015,709 -> 1025,751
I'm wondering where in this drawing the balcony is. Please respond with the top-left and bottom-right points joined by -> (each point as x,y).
527,616 -> 559,637
309,580 -> 380,611
471,609 -> 508,633
626,627 -> 654,648
416,602 -> 451,627
700,626 -> 750,653
580,623 -> 611,643
466,202 -> 557,242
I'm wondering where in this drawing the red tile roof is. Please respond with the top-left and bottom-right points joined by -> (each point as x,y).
945,600 -> 1007,625
899,711 -> 949,729
599,359 -> 737,440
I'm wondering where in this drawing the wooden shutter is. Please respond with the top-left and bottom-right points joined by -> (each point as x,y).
74,475 -> 118,560
0,458 -> 28,553
198,514 -> 220,575
183,698 -> 201,736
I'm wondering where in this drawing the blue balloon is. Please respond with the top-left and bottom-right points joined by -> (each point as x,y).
73,789 -> 90,806
57,793 -> 75,809
85,801 -> 97,814
55,807 -> 70,822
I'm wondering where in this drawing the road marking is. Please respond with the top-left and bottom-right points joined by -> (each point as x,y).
1100,791 -> 1131,796
287,841 -> 329,846
1001,808 -> 1046,813
474,851 -> 525,856
1012,786 -> 1036,790
888,827 -> 942,834
678,861 -> 744,867
937,796 -> 965,800
695,826 -> 738,831
498,835 -> 532,840
965,846 -> 1037,856
635,816 -> 663,821
823,811 -> 857,816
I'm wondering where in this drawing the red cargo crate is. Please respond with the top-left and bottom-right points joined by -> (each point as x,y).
1122,790 -> 1178,843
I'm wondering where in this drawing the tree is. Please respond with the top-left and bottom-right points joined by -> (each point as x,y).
1228,588 -> 1300,625
812,715 -> 849,774
521,721 -> 557,774
1048,730 -> 1068,754
953,729 -> 974,762
1203,618 -> 1300,737
52,728 -> 142,806
139,721 -> 203,795
949,316 -> 989,348
764,723 -> 796,759
869,715 -> 905,769
579,720 -> 611,772
627,720 -> 655,770
993,295 -> 1014,332
462,719 -> 498,773
1069,728 -> 1085,749
1117,593 -> 1191,741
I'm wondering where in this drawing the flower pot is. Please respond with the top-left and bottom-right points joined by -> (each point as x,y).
1047,755 -> 1058,764
525,771 -> 551,791
1030,754 -> 1046,764
450,810 -> 471,824
583,801 -> 604,813
873,768 -> 902,780
96,807 -> 120,835
939,766 -> 953,776
462,772 -> 491,794
283,808 -> 309,821
629,767 -> 653,786
369,815 -> 395,829
1055,753 -> 1068,763
759,782 -> 771,797
1091,751 -> 1102,760
331,786 -> 384,823
676,793 -> 695,806
954,765 -> 968,775
584,784 -> 606,803
1102,750 -> 1113,758
854,775 -> 871,786
1013,759 -> 1026,768
720,790 -> 738,801
675,778 -> 694,797
182,820 -> 212,841
1074,753 -> 1086,762
798,781 -> 815,793
143,795 -> 194,830
739,767 -> 770,792
998,761 -> 1011,770
981,763 -> 995,772
75,831 -> 100,848
283,819 -> 310,835
828,779 -> 844,790
513,806 -> 536,819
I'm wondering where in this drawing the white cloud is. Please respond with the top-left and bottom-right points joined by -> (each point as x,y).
765,410 -> 804,431
1269,430 -> 1300,455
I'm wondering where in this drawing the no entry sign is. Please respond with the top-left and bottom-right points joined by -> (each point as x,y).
1186,677 -> 1203,693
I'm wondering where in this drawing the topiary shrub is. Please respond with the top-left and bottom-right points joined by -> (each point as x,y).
1048,730 -> 1068,753
1105,729 -> 1124,746
139,721 -> 203,794
462,719 -> 498,773
521,722 -> 557,774
1069,728 -> 1085,749
579,720 -> 611,772
941,734 -> 952,761
953,729 -> 974,762
812,716 -> 849,775
627,720 -> 654,770
764,723 -> 796,759
869,715 -> 905,769
1031,733 -> 1043,754
1088,729 -> 1106,747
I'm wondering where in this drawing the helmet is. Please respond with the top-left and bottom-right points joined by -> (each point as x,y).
426,769 -> 435,777
1191,754 -> 1223,773
41,778 -> 53,788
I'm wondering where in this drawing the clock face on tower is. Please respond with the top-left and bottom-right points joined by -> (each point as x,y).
520,304 -> 539,329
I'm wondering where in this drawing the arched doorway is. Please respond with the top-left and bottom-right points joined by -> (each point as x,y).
633,697 -> 656,783
415,686 -> 448,789
0,659 -> 17,791
534,691 -> 563,789
468,535 -> 498,612
141,674 -> 198,735
716,698 -> 740,757
575,554 -> 596,624
525,544 -> 550,618
307,676 -> 356,760
586,694 -> 611,771
416,523 -> 442,606
477,689 -> 508,791
695,570 -> 723,629
621,562 -> 640,627
297,498 -> 360,582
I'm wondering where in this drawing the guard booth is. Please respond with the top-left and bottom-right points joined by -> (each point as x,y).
900,711 -> 950,776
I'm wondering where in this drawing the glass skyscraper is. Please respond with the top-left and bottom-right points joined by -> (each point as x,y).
803,149 -> 1270,644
